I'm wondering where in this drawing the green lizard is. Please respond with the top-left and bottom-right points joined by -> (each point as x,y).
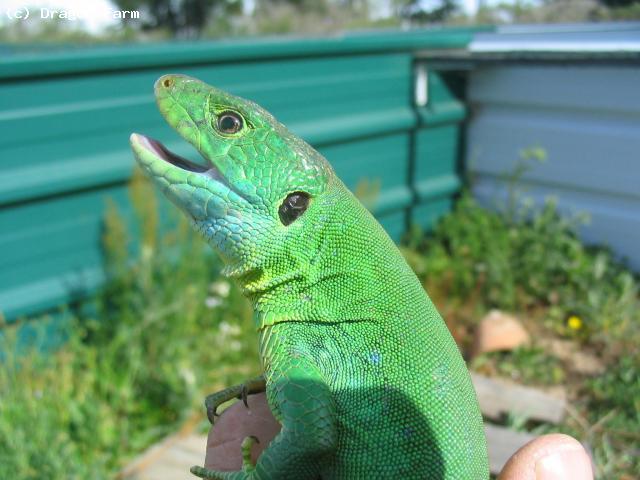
130,74 -> 489,479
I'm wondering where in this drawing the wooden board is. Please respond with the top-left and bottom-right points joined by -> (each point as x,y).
485,423 -> 537,475
472,373 -> 566,424
120,433 -> 206,480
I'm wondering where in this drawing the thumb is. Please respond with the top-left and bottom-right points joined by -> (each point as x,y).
498,433 -> 593,480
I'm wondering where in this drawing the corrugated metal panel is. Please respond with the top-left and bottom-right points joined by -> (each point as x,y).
411,68 -> 467,230
469,22 -> 640,55
0,30 -> 473,321
467,62 -> 640,269
0,28 -> 479,79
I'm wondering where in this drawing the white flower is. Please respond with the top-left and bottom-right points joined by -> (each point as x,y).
205,297 -> 222,309
210,281 -> 231,298
179,367 -> 196,386
219,321 -> 241,336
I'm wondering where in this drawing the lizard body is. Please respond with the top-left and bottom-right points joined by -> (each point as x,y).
130,74 -> 489,479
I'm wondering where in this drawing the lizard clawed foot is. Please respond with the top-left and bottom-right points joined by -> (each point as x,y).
205,391 -> 244,424
190,465 -> 247,480
204,389 -> 239,424
189,436 -> 258,479
190,465 -> 219,479
241,435 -> 259,472
204,375 -> 266,424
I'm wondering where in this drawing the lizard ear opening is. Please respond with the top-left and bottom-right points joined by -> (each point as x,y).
279,192 -> 310,226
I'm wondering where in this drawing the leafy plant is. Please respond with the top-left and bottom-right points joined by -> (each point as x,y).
471,347 -> 565,386
0,174 -> 258,479
404,152 -> 639,351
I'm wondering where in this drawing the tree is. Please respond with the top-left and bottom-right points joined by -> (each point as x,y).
113,0 -> 242,37
599,0 -> 640,6
254,0 -> 330,14
396,0 -> 458,23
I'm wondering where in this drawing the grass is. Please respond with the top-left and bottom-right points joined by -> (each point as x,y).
0,163 -> 638,478
471,346 -> 566,386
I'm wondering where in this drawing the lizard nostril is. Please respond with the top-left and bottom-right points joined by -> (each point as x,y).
162,77 -> 173,88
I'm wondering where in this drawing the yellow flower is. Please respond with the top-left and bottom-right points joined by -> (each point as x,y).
567,315 -> 583,330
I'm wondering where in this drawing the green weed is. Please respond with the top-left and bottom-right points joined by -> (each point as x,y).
471,347 -> 565,386
404,189 -> 638,354
0,174 -> 258,479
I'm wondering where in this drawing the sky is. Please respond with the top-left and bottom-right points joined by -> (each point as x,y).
0,0 -> 121,32
0,0 -> 500,32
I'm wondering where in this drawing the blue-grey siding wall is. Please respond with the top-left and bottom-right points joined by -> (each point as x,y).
467,64 -> 640,270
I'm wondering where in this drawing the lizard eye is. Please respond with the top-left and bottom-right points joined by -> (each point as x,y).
279,192 -> 310,226
216,111 -> 243,135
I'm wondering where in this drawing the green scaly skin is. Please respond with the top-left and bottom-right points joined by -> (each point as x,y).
130,74 -> 489,479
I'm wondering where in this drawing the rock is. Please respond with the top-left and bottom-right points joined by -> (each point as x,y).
473,310 -> 530,357
539,338 -> 605,375
570,351 -> 605,375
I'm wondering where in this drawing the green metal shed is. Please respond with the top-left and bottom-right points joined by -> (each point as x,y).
0,28 -> 479,323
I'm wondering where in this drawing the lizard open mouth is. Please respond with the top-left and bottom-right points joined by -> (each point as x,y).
130,132 -> 245,203
132,134 -> 209,173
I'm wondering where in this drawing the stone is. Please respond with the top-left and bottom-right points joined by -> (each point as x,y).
473,310 -> 530,357
539,338 -> 604,375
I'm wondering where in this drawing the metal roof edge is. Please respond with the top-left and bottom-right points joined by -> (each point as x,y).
491,21 -> 640,35
0,26 -> 491,81
469,21 -> 640,56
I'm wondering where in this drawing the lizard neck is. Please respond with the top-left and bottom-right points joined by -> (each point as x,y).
231,181 -> 425,330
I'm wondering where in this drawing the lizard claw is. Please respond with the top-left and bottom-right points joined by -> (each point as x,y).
204,375 -> 265,425
206,404 -> 219,425
240,385 -> 249,409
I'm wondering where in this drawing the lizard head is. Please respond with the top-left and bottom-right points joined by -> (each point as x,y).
131,74 -> 409,325
130,74 -> 334,280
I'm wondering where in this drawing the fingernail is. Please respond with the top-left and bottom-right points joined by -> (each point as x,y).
536,448 -> 593,480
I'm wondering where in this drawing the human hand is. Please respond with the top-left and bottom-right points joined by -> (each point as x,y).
204,394 -> 593,479
498,432 -> 593,480
204,392 -> 280,471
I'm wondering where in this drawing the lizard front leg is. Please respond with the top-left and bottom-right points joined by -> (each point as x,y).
192,356 -> 337,479
205,375 -> 266,423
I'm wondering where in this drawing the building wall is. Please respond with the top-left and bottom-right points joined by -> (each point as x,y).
467,63 -> 640,270
0,30 -> 473,321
